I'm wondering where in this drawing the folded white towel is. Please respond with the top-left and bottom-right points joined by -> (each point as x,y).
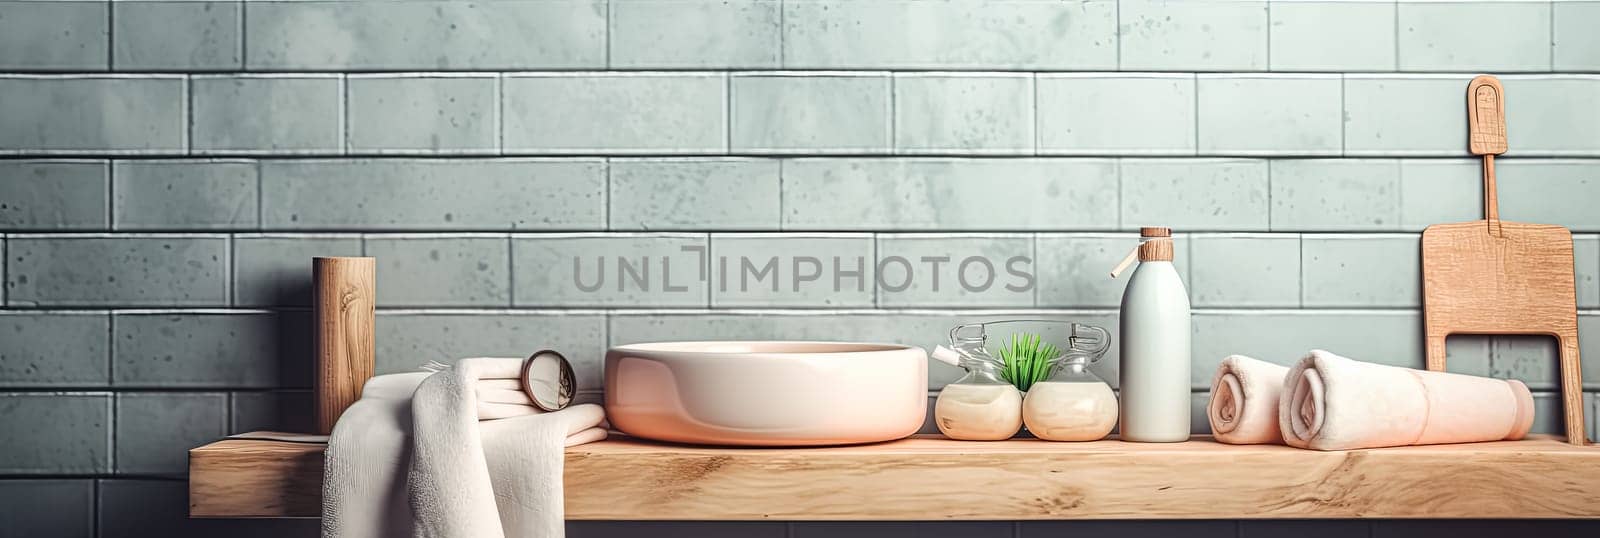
323,357 -> 607,538
1279,349 -> 1535,451
424,358 -> 571,421
1207,355 -> 1290,445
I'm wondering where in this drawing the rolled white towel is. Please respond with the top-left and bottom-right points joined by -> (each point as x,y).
1208,355 -> 1290,444
1280,349 -> 1535,451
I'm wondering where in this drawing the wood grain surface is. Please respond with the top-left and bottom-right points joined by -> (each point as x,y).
191,434 -> 1600,520
1422,75 -> 1587,445
313,257 -> 376,435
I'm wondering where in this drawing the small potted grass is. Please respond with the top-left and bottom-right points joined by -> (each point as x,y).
996,333 -> 1060,393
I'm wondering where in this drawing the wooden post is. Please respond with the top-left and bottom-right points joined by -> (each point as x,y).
313,257 -> 375,435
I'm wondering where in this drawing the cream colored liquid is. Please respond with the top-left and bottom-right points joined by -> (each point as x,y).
935,383 -> 1023,441
1022,381 -> 1118,441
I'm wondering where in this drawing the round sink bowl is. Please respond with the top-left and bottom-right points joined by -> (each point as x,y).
604,341 -> 928,446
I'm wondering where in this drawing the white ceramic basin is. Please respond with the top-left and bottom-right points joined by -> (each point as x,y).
604,341 -> 929,446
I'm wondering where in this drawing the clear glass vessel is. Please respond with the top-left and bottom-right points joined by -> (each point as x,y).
1021,333 -> 1117,441
931,320 -> 1113,441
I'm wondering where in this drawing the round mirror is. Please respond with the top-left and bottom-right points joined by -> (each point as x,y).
520,349 -> 575,411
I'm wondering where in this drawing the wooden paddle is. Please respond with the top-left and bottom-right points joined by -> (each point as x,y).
1422,75 -> 1588,445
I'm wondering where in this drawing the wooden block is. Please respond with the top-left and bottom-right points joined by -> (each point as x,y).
191,434 -> 1600,520
189,437 -> 324,518
313,257 -> 375,435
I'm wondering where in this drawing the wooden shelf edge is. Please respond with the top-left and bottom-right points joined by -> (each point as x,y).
191,433 -> 1600,520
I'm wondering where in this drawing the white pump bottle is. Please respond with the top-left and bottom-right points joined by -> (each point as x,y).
1110,227 -> 1191,442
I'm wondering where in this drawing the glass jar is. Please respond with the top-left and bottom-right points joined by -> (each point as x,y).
1021,331 -> 1117,441
931,338 -> 1022,441
931,320 -> 1114,441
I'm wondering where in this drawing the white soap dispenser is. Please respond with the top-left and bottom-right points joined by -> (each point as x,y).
1109,227 -> 1191,442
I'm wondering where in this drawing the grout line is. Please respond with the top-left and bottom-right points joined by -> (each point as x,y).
182,75 -> 192,154
499,74 -> 510,154
603,158 -> 612,230
105,1 -> 114,72
1030,72 -> 1039,156
776,159 -> 785,231
339,74 -> 349,155
90,478 -> 99,537
493,73 -> 504,156
255,160 -> 264,230
887,74 -> 897,154
1192,73 -> 1201,156
9,152 -> 1600,161
1114,0 -> 1122,70
1339,73 -> 1347,156
106,309 -> 115,391
238,0 -> 247,71
107,392 -> 117,474
104,161 -> 114,230
723,74 -> 733,153
506,235 -> 515,308
1030,233 -> 1039,307
603,0 -> 612,69
1266,159 -> 1274,230
1295,232 -> 1304,308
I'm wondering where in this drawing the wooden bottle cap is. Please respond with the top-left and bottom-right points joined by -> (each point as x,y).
1140,227 -> 1172,238
1138,239 -> 1174,262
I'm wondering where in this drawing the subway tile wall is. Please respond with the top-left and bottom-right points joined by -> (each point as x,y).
2,1 -> 1599,537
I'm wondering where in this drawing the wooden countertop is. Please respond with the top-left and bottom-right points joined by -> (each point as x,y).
190,433 -> 1600,520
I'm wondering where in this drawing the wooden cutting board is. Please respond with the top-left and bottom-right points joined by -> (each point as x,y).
1421,75 -> 1587,445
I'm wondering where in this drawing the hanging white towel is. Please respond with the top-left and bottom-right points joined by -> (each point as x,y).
323,358 -> 607,538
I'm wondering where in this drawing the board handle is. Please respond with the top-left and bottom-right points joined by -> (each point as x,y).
1468,75 -> 1506,236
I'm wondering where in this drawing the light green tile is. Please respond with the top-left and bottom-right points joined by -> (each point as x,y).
366,236 -> 511,307
781,159 -> 1118,231
1120,0 -> 1267,70
0,2 -> 107,70
246,1 -> 604,69
1188,234 -> 1300,308
1036,74 -> 1195,155
113,2 -> 240,70
730,74 -> 889,153
1197,75 -> 1341,156
608,159 -> 780,230
1270,159 -> 1401,231
782,1 -> 1116,69
1398,2 -> 1551,72
1301,234 -> 1420,307
346,76 -> 497,153
0,77 -> 184,152
190,76 -> 341,154
112,160 -> 258,229
0,161 -> 108,230
893,74 -> 1032,154
1120,159 -> 1269,231
610,0 -> 779,68
504,74 -> 724,153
